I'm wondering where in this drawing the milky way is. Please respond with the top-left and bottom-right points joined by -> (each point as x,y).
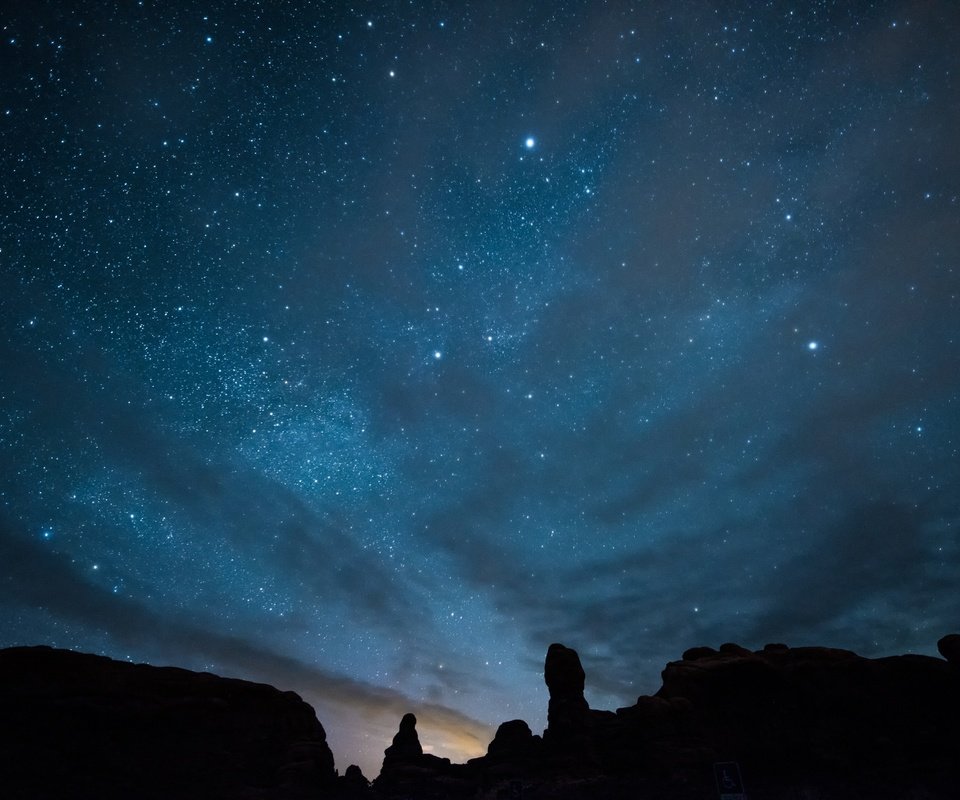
2,1 -> 959,776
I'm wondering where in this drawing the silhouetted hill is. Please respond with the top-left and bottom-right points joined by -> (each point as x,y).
0,646 -> 336,800
3,637 -> 959,798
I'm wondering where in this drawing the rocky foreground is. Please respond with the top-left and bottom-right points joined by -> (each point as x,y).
0,645 -> 336,799
2,636 -> 959,799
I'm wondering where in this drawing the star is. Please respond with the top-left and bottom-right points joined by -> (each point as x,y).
2,0 -> 956,781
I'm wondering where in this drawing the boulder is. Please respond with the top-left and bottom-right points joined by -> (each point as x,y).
487,719 -> 536,757
544,642 -> 586,696
718,642 -> 753,657
338,764 -> 371,797
937,633 -> 960,665
682,645 -> 718,661
344,764 -> 368,784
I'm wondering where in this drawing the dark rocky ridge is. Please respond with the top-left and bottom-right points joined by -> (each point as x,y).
373,636 -> 960,799
3,636 -> 960,798
0,645 -> 337,800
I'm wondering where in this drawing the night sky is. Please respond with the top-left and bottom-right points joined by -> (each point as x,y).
2,0 -> 959,777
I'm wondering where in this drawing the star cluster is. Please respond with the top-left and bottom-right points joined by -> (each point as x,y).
2,0 -> 959,777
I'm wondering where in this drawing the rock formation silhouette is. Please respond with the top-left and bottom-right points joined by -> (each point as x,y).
542,642 -> 590,746
0,645 -> 336,799
938,632 -> 960,665
3,634 -> 960,798
339,764 -> 372,798
374,711 -> 474,799
372,637 -> 960,798
486,719 -> 540,758
382,712 -> 423,764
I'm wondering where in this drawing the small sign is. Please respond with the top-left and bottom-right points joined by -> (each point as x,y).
714,761 -> 745,799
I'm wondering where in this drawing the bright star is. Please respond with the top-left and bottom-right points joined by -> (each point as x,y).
433,350 -> 442,359
525,137 -> 535,149
808,341 -> 818,350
